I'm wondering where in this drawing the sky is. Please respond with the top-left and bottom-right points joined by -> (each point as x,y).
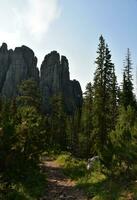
0,0 -> 137,91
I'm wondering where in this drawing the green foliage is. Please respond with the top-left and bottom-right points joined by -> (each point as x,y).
110,106 -> 137,174
49,94 -> 67,150
57,153 -> 86,180
0,191 -> 27,200
70,109 -> 81,156
16,106 -> 47,162
0,166 -> 47,200
17,79 -> 41,109
56,153 -> 137,200
80,82 -> 94,158
0,80 -> 48,198
92,36 -> 118,163
77,173 -> 137,200
121,49 -> 136,109
0,101 -> 17,183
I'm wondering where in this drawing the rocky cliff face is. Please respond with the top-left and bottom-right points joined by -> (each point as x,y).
40,51 -> 83,114
0,43 -> 11,92
1,45 -> 39,97
0,43 -> 82,114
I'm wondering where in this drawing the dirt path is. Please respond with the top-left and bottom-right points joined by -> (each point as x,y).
40,159 -> 88,200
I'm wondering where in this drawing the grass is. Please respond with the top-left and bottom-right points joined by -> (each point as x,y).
56,153 -> 86,180
77,173 -> 137,200
56,153 -> 137,200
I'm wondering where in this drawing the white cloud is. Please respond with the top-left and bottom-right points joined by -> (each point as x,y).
26,0 -> 61,37
0,0 -> 61,48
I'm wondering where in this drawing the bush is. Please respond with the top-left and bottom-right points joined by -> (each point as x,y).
57,153 -> 86,180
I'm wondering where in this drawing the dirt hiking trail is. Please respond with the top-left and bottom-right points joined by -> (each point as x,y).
40,158 -> 88,200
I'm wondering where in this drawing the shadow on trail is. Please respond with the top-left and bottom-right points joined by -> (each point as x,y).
41,160 -> 86,200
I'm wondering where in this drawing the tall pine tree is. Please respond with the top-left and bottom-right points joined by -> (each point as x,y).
49,94 -> 67,150
93,36 -> 117,164
80,82 -> 93,158
121,48 -> 136,109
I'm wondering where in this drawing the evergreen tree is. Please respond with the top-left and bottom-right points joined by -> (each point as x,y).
105,47 -> 118,130
93,36 -> 117,165
110,106 -> 137,174
66,109 -> 82,156
121,48 -> 136,109
17,79 -> 41,110
93,35 -> 106,152
49,94 -> 67,150
80,82 -> 94,158
16,106 -> 47,163
71,109 -> 81,156
111,65 -> 118,122
0,101 -> 17,185
15,80 -> 47,163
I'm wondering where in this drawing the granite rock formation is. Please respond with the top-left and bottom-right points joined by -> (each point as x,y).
1,45 -> 39,97
0,43 -> 82,114
0,43 -> 10,92
40,51 -> 83,114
